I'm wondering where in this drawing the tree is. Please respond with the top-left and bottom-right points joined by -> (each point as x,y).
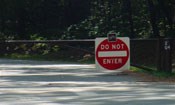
0,0 -> 174,39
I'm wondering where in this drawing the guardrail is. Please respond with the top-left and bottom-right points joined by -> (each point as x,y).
0,38 -> 173,73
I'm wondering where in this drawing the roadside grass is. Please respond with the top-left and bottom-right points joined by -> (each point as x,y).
130,66 -> 145,73
0,53 -> 95,64
130,66 -> 175,78
151,71 -> 175,78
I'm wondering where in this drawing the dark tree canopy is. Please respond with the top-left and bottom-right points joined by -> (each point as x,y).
0,0 -> 175,40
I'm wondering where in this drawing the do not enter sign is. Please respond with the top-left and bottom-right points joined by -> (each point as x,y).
95,37 -> 130,72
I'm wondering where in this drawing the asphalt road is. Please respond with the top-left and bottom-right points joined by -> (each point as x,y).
0,59 -> 175,105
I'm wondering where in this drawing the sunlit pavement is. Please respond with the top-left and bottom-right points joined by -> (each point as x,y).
0,59 -> 175,105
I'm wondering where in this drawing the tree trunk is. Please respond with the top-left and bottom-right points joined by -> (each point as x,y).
0,0 -> 5,33
147,0 -> 160,38
122,0 -> 135,38
127,0 -> 135,38
16,9 -> 27,39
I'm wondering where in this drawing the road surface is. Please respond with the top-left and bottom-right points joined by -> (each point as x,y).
0,59 -> 175,105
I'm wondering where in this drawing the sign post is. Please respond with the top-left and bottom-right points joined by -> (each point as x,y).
95,34 -> 130,72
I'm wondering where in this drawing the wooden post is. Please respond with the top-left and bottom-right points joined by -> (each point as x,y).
163,38 -> 172,73
158,38 -> 172,73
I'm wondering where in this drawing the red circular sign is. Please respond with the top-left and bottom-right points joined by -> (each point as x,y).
96,39 -> 129,70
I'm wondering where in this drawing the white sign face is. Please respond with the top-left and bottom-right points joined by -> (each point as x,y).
95,37 -> 130,73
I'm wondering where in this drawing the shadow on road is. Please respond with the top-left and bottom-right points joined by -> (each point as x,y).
0,59 -> 175,105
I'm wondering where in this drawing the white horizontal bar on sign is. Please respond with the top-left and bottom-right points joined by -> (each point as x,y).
98,51 -> 127,57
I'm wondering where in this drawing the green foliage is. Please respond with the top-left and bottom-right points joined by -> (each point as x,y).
30,34 -> 46,40
63,0 -> 156,39
0,32 -> 14,40
30,34 -> 50,55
